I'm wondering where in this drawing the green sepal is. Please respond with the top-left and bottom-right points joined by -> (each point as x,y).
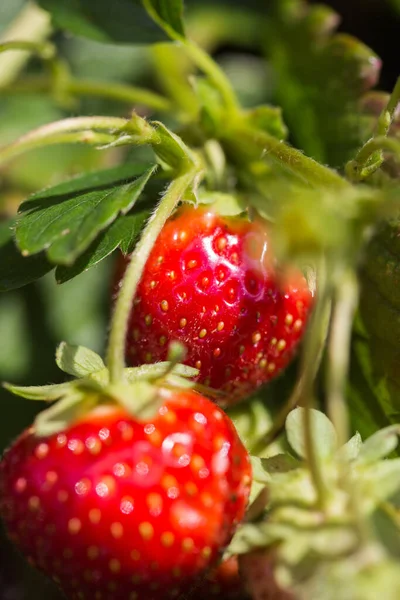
356,425 -> 400,465
125,363 -> 198,382
56,341 -> 105,378
197,191 -> 247,217
3,381 -> 75,401
152,122 -> 196,172
286,407 -> 338,461
107,381 -> 160,420
34,390 -> 97,437
336,431 -> 363,462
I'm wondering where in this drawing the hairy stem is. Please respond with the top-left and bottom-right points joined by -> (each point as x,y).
251,271 -> 331,456
326,270 -> 358,446
0,3 -> 52,88
107,171 -> 197,383
0,116 -> 137,166
346,136 -> 400,181
182,39 -> 239,112
223,126 -> 349,189
4,76 -> 174,113
346,76 -> 400,180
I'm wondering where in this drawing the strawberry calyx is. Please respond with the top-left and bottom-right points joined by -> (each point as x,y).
3,340 -> 222,437
226,408 -> 400,598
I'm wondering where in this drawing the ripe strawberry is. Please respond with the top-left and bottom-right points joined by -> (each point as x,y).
119,205 -> 313,404
0,388 -> 251,600
190,556 -> 250,599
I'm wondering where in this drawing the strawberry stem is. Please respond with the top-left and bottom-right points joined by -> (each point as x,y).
222,125 -> 350,189
326,269 -> 358,447
301,281 -> 332,512
346,76 -> 400,181
5,76 -> 174,114
250,278 -> 331,455
106,170 -> 199,384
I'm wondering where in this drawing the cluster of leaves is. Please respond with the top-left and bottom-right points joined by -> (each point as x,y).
230,409 -> 400,600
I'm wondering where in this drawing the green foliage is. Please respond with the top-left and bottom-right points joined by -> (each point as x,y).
14,163 -> 156,267
0,219 -> 53,291
230,411 -> 400,600
264,0 -> 381,167
38,0 -> 168,44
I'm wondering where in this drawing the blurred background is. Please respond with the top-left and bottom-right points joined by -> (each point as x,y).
0,0 -> 399,597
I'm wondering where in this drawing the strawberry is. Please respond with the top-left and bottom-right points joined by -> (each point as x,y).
0,388 -> 251,600
118,205 -> 313,404
190,556 -> 250,599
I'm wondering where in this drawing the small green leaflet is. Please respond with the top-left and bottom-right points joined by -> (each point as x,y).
55,211 -> 149,283
0,219 -> 53,292
15,164 -> 157,266
142,0 -> 185,40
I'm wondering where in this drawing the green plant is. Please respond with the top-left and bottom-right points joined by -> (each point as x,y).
0,1 -> 400,599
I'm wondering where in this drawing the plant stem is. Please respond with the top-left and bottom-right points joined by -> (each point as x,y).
106,171 -> 198,384
0,40 -> 54,58
376,75 -> 400,137
0,116 -> 133,166
326,270 -> 358,447
4,76 -> 174,113
346,136 -> 400,181
182,39 -> 239,112
0,3 -> 52,88
251,276 -> 331,456
223,126 -> 349,189
346,76 -> 400,181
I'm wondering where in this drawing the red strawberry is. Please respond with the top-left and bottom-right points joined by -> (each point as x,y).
118,205 -> 313,404
191,556 -> 250,599
0,388 -> 251,600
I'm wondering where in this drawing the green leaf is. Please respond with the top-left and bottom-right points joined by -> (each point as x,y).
286,408 -> 338,461
27,163 -> 155,201
3,381 -> 74,401
55,342 -> 105,378
0,218 -> 53,291
55,212 -> 149,283
38,0 -> 168,44
142,0 -> 185,39
15,164 -> 156,265
264,0 -> 381,167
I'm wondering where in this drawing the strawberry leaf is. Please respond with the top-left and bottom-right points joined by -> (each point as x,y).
265,0 -> 381,167
55,211 -> 149,283
0,218 -> 53,292
38,0 -> 169,44
15,164 -> 156,266
55,342 -> 105,378
142,0 -> 185,40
